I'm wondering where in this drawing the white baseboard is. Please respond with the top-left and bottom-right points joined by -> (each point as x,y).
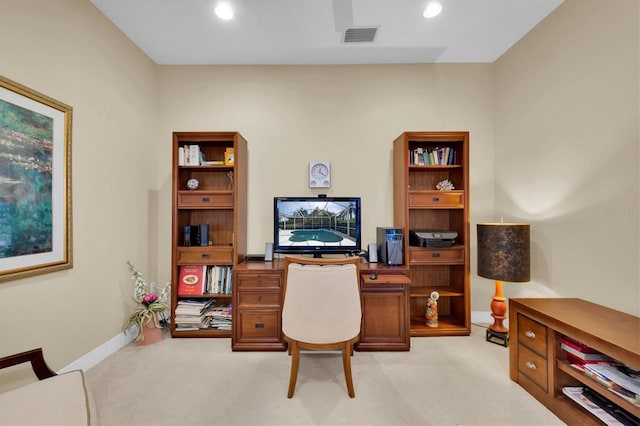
59,327 -> 136,374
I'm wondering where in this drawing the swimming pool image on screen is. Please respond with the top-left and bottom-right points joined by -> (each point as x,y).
276,199 -> 358,248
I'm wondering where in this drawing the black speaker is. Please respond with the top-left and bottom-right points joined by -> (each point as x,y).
376,227 -> 403,266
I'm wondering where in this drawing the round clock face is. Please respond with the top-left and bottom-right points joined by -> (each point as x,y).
311,163 -> 329,180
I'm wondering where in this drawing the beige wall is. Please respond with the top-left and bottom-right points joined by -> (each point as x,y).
0,0 -> 637,391
493,0 -> 639,315
0,0 -> 157,390
154,64 -> 495,279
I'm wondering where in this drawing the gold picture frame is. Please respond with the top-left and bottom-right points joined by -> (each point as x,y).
0,76 -> 73,283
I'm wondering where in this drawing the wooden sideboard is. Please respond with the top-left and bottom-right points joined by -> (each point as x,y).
232,259 -> 410,351
509,298 -> 640,425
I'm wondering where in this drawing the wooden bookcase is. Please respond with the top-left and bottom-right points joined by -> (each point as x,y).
392,131 -> 470,337
170,131 -> 247,337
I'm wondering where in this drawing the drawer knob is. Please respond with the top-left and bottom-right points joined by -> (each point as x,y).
432,252 -> 441,258
201,254 -> 210,259
432,196 -> 440,202
524,330 -> 536,339
257,296 -> 262,302
526,362 -> 537,370
202,197 -> 211,202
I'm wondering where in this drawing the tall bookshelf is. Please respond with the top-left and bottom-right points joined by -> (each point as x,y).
393,132 -> 470,337
171,131 -> 247,337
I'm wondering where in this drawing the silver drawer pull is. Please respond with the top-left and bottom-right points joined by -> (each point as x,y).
526,362 -> 537,370
524,330 -> 536,339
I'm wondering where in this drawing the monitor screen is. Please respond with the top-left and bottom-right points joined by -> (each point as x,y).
273,196 -> 361,257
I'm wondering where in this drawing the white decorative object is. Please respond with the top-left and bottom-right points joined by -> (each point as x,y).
186,178 -> 199,190
436,179 -> 455,191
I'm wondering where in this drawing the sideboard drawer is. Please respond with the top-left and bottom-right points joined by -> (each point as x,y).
517,314 -> 547,357
517,344 -> 548,392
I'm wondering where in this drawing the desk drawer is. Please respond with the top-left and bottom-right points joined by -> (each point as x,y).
236,311 -> 281,341
517,344 -> 548,392
237,292 -> 280,307
236,273 -> 281,290
517,314 -> 547,357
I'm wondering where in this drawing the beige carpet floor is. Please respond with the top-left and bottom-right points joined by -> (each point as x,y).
86,325 -> 564,425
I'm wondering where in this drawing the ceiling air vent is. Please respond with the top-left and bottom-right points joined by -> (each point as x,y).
343,27 -> 378,43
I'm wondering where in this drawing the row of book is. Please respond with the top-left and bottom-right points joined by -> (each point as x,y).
184,224 -> 208,247
178,145 -> 234,166
410,146 -> 456,166
174,299 -> 232,331
177,265 -> 232,296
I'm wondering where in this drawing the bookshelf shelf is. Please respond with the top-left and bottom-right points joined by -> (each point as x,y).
393,132 -> 471,337
171,131 -> 247,338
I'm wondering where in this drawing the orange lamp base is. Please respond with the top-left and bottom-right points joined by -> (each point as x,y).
487,280 -> 509,347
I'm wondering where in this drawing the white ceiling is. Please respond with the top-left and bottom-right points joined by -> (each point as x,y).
90,0 -> 564,65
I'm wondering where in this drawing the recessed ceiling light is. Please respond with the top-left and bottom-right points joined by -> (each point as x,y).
423,1 -> 443,19
214,2 -> 234,20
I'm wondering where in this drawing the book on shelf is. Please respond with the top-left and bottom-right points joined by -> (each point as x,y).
205,265 -> 232,294
560,337 -> 614,362
178,147 -> 185,166
177,265 -> 207,296
183,224 -> 209,247
187,144 -> 200,165
584,364 -> 640,396
562,387 -> 627,425
205,304 -> 232,330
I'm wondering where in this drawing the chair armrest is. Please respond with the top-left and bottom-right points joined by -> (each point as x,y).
0,348 -> 57,380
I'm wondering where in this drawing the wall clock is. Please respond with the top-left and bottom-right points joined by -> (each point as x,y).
309,161 -> 331,188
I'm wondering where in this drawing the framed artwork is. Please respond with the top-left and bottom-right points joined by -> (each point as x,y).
0,76 -> 72,283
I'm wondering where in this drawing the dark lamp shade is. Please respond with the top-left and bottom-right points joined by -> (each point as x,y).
477,223 -> 530,282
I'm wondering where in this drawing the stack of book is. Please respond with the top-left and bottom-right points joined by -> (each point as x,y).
561,336 -> 614,368
174,299 -> 215,330
206,305 -> 232,330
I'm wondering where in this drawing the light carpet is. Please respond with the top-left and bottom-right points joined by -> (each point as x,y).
86,325 -> 564,425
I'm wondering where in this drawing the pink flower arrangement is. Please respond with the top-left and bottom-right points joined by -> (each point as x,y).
142,294 -> 159,305
124,261 -> 171,342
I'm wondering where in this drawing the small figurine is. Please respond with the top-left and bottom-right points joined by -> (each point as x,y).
186,178 -> 199,190
426,291 -> 439,327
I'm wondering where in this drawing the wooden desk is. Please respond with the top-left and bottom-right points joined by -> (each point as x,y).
509,298 -> 640,425
232,259 -> 410,351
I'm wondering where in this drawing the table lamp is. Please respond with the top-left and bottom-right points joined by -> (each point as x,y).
477,222 -> 530,347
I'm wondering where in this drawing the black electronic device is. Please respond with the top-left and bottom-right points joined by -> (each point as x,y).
273,196 -> 361,257
376,227 -> 403,266
409,230 -> 457,248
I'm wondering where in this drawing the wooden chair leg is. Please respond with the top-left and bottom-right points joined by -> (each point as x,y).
287,340 -> 300,398
342,342 -> 355,398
